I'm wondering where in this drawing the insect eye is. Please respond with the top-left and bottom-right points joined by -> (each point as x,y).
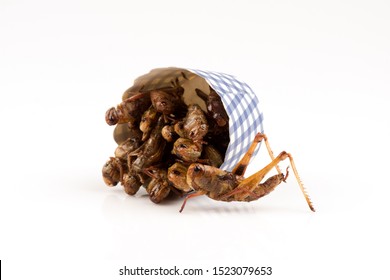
193,165 -> 202,173
172,170 -> 181,175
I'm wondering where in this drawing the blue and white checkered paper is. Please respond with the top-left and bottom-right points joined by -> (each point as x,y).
189,69 -> 264,171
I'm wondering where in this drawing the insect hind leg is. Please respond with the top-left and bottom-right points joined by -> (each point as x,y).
226,151 -> 315,212
232,133 -> 282,176
220,168 -> 289,202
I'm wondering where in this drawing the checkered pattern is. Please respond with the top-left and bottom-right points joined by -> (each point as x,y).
188,69 -> 264,171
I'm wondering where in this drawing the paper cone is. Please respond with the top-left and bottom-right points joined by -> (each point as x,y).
123,67 -> 264,171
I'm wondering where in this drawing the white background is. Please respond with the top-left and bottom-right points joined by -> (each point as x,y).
1,0 -> 389,279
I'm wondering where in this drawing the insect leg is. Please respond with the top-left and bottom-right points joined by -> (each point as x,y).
285,152 -> 315,212
232,133 -> 282,176
260,133 -> 282,175
179,191 -> 206,213
123,92 -> 149,102
221,168 -> 289,201
232,152 -> 314,212
223,152 -> 288,199
231,133 -> 263,176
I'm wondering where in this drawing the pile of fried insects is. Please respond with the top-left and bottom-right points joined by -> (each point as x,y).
102,82 -> 230,203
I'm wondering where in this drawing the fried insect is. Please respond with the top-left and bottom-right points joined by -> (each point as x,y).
150,89 -> 185,116
102,157 -> 125,186
174,104 -> 208,142
122,172 -> 143,195
148,79 -> 187,117
122,153 -> 151,196
179,133 -> 315,212
129,116 -> 166,173
167,162 -> 192,193
144,167 -> 171,204
114,132 -> 142,160
203,144 -> 223,167
105,93 -> 151,126
139,105 -> 159,141
172,138 -> 202,163
161,125 -> 176,142
196,87 -> 229,128
102,154 -> 147,196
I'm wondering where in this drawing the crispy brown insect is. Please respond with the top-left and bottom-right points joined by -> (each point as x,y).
105,93 -> 151,126
167,162 -> 192,193
172,138 -> 202,163
150,90 -> 184,116
203,144 -> 224,167
196,87 -> 229,128
148,79 -> 187,117
102,157 -> 124,186
179,132 -> 315,212
122,172 -> 143,195
174,104 -> 208,142
122,153 -> 151,196
161,124 -> 176,142
143,167 -> 171,203
129,116 -> 166,173
114,133 -> 142,160
139,105 -> 159,141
